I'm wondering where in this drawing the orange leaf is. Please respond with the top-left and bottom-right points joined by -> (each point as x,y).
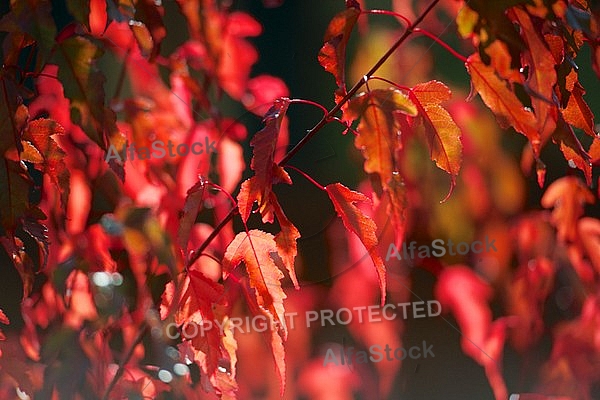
409,80 -> 463,198
541,176 -> 595,242
318,5 -> 360,102
551,115 -> 591,184
222,229 -> 287,393
466,53 -> 541,155
510,8 -> 557,135
346,88 -> 417,185
237,99 -> 292,223
563,69 -> 596,137
175,270 -> 225,377
22,119 -> 70,210
325,183 -> 386,305
270,193 -> 300,289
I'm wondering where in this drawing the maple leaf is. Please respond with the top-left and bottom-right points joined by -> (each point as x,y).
466,53 -> 541,155
174,271 -> 225,377
270,193 -> 300,289
541,176 -> 595,243
409,80 -> 463,198
562,69 -> 596,137
509,8 -> 557,135
318,4 -> 360,104
237,99 -> 292,223
52,36 -> 119,150
551,115 -> 591,185
178,178 -> 206,255
21,119 -> 70,210
325,183 -> 386,305
222,230 -> 287,333
222,229 -> 287,393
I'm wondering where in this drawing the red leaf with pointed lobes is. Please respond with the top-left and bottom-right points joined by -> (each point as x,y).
563,70 -> 596,137
551,115 -> 591,185
22,119 -> 70,210
173,271 -> 225,378
541,176 -> 595,243
509,8 -> 557,136
466,53 -> 541,155
325,183 -> 386,305
318,5 -> 360,104
270,192 -> 300,289
409,80 -> 463,200
178,178 -> 206,254
237,99 -> 292,223
222,229 -> 288,393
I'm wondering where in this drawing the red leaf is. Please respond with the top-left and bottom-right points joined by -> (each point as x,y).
541,176 -> 595,243
562,70 -> 596,137
551,115 -> 591,185
466,53 -> 541,155
178,178 -> 206,254
237,99 -> 292,223
270,193 -> 300,289
325,183 -> 386,305
22,119 -> 70,210
222,229 -> 287,393
318,6 -> 360,103
409,80 -> 463,198
243,75 -> 289,116
175,271 -> 225,378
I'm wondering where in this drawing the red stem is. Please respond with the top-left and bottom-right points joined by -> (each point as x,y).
188,0 -> 442,267
286,165 -> 326,191
413,28 -> 468,63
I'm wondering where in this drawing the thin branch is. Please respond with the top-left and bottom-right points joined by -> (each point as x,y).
187,0 -> 441,270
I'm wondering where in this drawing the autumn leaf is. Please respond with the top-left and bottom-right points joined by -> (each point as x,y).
237,99 -> 292,223
509,8 -> 557,135
270,193 -> 300,289
0,160 -> 33,231
562,69 -> 596,137
345,89 -> 417,179
541,176 -> 595,242
134,0 -> 167,60
551,115 -> 591,184
178,178 -> 207,255
21,119 -> 70,210
409,80 -> 463,198
466,53 -> 541,155
325,183 -> 386,305
222,230 -> 287,333
318,4 -> 360,103
52,36 -> 118,150
222,229 -> 287,393
174,271 -> 225,377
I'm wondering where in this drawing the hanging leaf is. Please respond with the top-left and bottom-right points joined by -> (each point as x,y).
466,53 -> 541,155
551,115 -> 591,184
325,183 -> 386,305
175,271 -> 225,378
222,229 -> 287,393
318,4 -> 360,103
270,193 -> 300,289
52,36 -> 118,150
345,88 -> 417,186
134,0 -> 167,60
237,99 -> 292,223
509,8 -> 557,136
178,178 -> 207,254
21,119 -> 70,210
541,176 -> 595,242
409,80 -> 463,198
562,69 -> 596,137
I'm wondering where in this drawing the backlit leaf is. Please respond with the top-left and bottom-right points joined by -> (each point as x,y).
410,80 -> 463,198
237,99 -> 292,223
318,5 -> 360,103
270,193 -> 300,289
541,176 -> 594,242
325,183 -> 386,305
563,69 -> 596,137
466,53 -> 541,155
178,178 -> 207,254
